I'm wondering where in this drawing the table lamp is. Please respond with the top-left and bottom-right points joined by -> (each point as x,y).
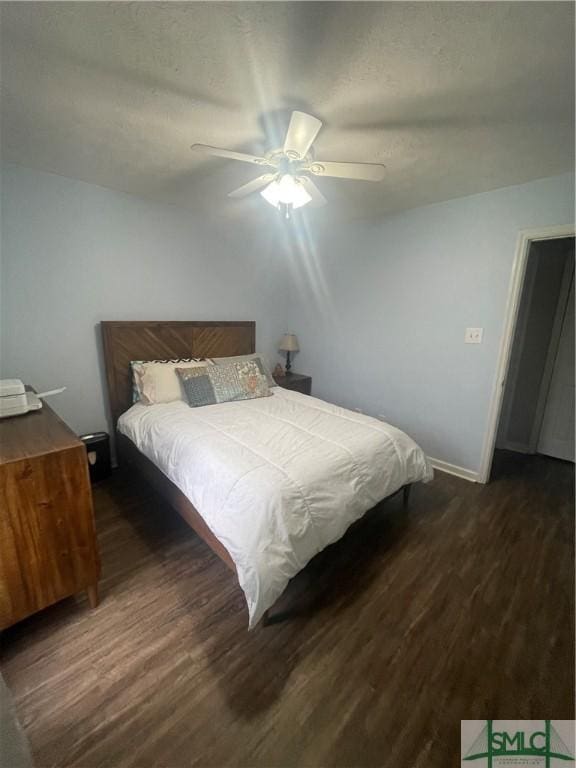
279,334 -> 299,374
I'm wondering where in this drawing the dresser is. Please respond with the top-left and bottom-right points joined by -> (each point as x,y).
0,395 -> 100,630
273,372 -> 312,395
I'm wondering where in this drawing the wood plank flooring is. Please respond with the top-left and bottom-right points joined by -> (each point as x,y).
1,451 -> 573,767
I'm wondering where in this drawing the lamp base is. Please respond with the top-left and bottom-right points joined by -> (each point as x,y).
285,351 -> 292,374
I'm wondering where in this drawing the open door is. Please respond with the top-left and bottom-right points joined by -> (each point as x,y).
537,267 -> 575,462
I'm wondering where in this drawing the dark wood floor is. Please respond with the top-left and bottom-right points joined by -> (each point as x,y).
1,451 -> 574,768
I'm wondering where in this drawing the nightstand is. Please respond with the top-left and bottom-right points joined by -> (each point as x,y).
273,372 -> 312,395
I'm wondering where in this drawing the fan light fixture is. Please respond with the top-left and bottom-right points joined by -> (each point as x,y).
260,174 -> 312,210
191,109 -> 386,214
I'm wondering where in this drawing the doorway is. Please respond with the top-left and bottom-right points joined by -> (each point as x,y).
494,236 -> 574,470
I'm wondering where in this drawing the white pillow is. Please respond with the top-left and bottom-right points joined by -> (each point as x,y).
132,359 -> 212,405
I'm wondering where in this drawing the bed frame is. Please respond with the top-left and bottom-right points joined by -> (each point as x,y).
101,320 -> 254,571
101,320 -> 411,623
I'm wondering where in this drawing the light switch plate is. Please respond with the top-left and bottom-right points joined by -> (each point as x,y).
465,327 -> 483,344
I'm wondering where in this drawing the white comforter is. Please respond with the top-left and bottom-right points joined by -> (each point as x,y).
118,388 -> 432,627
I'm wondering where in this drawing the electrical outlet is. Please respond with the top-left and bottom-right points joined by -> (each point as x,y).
465,327 -> 483,344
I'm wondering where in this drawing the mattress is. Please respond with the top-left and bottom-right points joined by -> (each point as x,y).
118,387 -> 433,627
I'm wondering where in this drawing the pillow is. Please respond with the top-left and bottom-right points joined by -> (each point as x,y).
177,359 -> 271,408
212,353 -> 276,387
131,358 -> 213,405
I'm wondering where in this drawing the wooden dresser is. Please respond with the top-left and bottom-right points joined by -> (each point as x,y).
0,396 -> 100,630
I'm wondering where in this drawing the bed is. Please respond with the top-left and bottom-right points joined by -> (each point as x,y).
102,320 -> 432,627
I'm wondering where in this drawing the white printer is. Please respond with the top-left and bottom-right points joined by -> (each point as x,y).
0,379 -> 65,418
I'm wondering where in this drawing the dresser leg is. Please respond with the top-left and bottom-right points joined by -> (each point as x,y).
86,584 -> 99,608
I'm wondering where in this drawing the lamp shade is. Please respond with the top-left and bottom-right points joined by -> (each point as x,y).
279,333 -> 299,353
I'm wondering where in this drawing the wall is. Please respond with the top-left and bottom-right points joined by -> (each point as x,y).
2,165 -> 573,478
0,164 -> 290,434
497,238 -> 573,451
286,173 -> 574,476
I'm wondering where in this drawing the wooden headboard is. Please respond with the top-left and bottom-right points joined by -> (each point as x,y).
101,321 -> 255,425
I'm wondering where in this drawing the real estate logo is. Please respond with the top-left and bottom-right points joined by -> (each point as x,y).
461,720 -> 575,768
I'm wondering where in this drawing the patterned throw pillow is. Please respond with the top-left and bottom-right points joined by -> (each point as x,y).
177,359 -> 271,407
212,353 -> 276,387
131,358 -> 213,405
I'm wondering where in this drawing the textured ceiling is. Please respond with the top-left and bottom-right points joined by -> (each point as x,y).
1,2 -> 574,220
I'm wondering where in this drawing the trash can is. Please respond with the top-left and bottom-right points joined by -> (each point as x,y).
80,432 -> 111,484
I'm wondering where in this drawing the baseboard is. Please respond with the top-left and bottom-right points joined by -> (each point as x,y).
427,457 -> 479,483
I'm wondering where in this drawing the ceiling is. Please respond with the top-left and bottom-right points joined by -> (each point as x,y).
1,2 -> 574,221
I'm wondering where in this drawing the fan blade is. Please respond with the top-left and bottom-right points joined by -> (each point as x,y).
283,111 -> 322,159
309,160 -> 385,182
228,174 -> 276,198
191,144 -> 268,165
299,177 -> 327,207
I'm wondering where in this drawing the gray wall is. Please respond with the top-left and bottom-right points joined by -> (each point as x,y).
497,238 -> 573,451
286,173 -> 574,475
0,164 -> 290,434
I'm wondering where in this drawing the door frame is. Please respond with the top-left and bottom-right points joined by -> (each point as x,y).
478,224 -> 575,484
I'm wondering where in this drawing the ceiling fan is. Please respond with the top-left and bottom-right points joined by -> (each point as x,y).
191,110 -> 385,216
